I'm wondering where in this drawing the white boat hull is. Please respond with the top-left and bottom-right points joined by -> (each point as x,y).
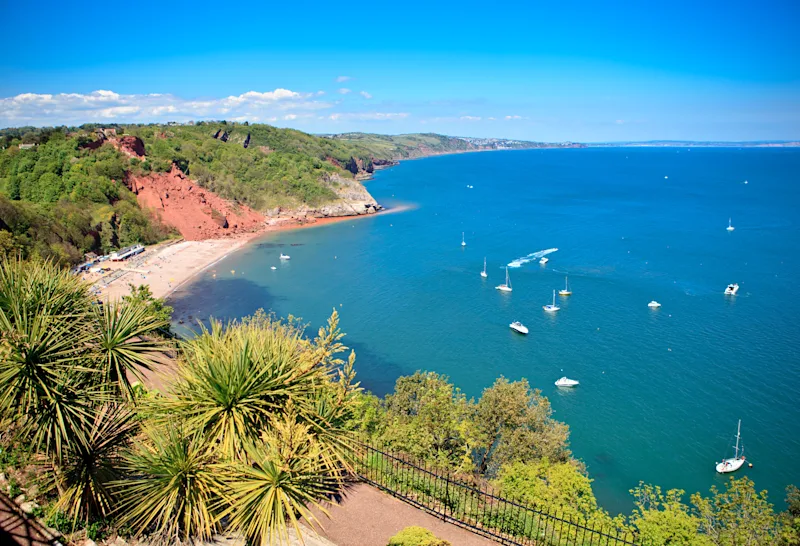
716,457 -> 745,474
543,305 -> 560,312
555,377 -> 579,387
481,272 -> 488,278
496,285 -> 512,292
510,323 -> 529,335
559,290 -> 571,296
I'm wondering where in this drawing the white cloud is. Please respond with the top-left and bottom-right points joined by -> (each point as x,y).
0,88 -> 335,126
460,115 -> 481,121
615,119 -> 625,124
487,117 -> 496,121
505,115 -> 524,120
329,112 -> 409,121
283,114 -> 297,120
338,88 -> 352,95
336,76 -> 352,83
359,91 -> 373,99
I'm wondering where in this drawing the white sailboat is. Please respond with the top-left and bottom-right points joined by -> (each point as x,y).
559,276 -> 572,296
509,321 -> 529,334
543,290 -> 560,312
461,232 -> 467,247
539,256 -> 549,265
481,257 -> 488,278
716,420 -> 746,474
495,267 -> 512,292
727,218 -> 735,232
648,301 -> 662,308
279,253 -> 290,260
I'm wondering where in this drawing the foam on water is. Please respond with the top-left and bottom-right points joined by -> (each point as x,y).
507,248 -> 558,268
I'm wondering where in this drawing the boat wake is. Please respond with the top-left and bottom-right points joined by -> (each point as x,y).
507,248 -> 558,268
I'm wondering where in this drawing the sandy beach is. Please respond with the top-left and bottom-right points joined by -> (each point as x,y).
90,210 -> 404,303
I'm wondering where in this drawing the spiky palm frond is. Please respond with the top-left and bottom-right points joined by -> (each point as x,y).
0,257 -> 98,459
45,404 -> 137,526
164,317 -> 323,461
92,300 -> 171,400
222,411 -> 344,546
113,425 -> 225,544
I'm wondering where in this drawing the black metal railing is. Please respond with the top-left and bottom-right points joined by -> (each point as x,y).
351,442 -> 638,546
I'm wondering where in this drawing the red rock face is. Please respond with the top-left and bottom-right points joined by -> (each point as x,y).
126,166 -> 265,241
114,136 -> 146,158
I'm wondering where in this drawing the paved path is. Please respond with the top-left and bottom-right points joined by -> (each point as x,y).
0,492 -> 59,546
307,483 -> 495,546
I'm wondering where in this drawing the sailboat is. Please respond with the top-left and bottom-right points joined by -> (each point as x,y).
480,257 -> 488,278
495,267 -> 512,292
559,276 -> 572,296
461,232 -> 467,247
543,290 -> 560,312
716,420 -> 746,474
727,218 -> 735,232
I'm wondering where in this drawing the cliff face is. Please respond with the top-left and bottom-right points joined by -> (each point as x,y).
269,174 -> 383,219
127,166 -> 265,240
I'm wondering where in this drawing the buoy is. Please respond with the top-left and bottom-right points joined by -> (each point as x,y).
749,463 -> 753,468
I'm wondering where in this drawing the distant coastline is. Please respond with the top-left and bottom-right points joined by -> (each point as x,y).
584,140 -> 800,148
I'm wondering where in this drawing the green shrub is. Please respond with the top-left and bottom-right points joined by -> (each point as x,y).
387,526 -> 451,546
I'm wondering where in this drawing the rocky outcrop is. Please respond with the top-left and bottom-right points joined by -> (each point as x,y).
269,174 -> 383,219
126,165 -> 265,240
113,136 -> 145,158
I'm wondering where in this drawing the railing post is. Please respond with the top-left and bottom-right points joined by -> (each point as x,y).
444,471 -> 450,519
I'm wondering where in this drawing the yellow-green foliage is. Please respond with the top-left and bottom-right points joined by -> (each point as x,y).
387,526 -> 451,546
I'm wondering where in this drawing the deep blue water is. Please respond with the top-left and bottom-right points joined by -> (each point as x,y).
170,148 -> 800,514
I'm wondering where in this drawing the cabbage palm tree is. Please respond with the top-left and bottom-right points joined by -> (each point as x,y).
113,423 -> 226,543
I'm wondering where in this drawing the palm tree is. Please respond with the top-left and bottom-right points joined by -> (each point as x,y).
113,424 -> 225,543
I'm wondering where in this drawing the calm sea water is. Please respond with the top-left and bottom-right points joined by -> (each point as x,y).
170,148 -> 800,514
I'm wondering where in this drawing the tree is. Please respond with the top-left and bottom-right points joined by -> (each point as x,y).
122,283 -> 173,334
779,485 -> 800,545
691,477 -> 778,545
629,483 -> 711,545
383,371 -> 473,469
472,377 -> 570,475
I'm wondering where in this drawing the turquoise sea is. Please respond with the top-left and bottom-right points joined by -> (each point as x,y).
170,148 -> 800,514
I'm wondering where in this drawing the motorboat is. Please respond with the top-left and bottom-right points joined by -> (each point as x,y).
509,321 -> 529,335
724,283 -> 739,295
555,377 -> 579,387
280,254 -> 291,260
543,290 -> 560,312
727,218 -> 735,232
270,266 -> 277,270
559,276 -> 572,296
496,267 -> 512,292
481,257 -> 488,278
716,420 -> 746,474
648,301 -> 662,308
539,256 -> 549,265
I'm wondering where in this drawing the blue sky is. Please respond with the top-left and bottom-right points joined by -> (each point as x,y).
1,0 -> 798,141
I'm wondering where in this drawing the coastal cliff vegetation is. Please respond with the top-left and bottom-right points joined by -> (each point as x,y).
0,123 -> 581,265
1,256 -> 799,545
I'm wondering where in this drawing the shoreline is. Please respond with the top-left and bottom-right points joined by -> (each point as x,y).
93,205 -> 409,303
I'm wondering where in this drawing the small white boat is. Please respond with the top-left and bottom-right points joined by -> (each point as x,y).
539,256 -> 549,265
716,420 -> 746,474
280,254 -> 290,260
648,300 -> 661,308
559,276 -> 572,296
543,290 -> 560,312
270,266 -> 277,270
461,232 -> 467,247
724,283 -> 739,295
555,377 -> 579,387
509,321 -> 529,335
480,257 -> 488,278
496,267 -> 512,292
726,218 -> 735,232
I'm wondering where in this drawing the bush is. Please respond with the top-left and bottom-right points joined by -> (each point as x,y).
387,526 -> 451,546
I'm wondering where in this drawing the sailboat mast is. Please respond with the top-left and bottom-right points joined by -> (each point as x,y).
735,419 -> 741,458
